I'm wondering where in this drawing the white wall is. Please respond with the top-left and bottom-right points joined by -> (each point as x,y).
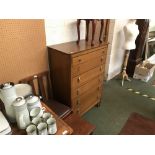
106,19 -> 129,80
149,19 -> 155,32
45,19 -> 130,81
104,19 -> 115,80
45,19 -> 85,45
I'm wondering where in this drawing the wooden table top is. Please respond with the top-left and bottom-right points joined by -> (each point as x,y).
48,40 -> 108,54
11,102 -> 73,135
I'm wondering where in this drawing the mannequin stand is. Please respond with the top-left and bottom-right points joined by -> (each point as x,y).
121,50 -> 131,86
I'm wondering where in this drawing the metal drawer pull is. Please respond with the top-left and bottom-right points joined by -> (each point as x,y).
78,77 -> 81,82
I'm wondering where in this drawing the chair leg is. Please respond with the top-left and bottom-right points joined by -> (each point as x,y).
77,19 -> 81,44
99,19 -> 104,43
91,20 -> 97,46
86,20 -> 90,41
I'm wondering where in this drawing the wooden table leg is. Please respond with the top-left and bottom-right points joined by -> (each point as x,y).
91,19 -> 97,46
76,19 -> 81,44
99,19 -> 104,43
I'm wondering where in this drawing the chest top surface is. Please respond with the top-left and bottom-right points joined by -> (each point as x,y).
48,40 -> 108,55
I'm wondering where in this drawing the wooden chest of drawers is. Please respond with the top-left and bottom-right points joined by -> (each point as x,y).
48,40 -> 108,116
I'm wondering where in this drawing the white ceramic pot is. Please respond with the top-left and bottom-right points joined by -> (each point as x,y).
15,84 -> 32,98
1,96 -> 16,122
26,95 -> 42,112
42,112 -> 53,122
37,122 -> 48,135
12,97 -> 30,129
0,82 -> 17,122
30,107 -> 45,119
47,117 -> 57,135
32,117 -> 42,126
0,82 -> 17,98
26,124 -> 37,135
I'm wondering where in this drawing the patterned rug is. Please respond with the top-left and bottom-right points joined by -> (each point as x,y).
127,87 -> 155,101
120,112 -> 155,135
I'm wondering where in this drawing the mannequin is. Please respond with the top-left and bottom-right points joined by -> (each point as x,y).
121,19 -> 139,86
124,19 -> 139,50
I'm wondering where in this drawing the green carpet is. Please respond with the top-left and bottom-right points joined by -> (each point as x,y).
82,73 -> 155,135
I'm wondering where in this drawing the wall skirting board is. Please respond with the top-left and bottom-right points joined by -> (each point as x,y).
106,69 -> 121,81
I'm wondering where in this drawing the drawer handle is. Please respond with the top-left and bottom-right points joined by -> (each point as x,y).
77,89 -> 80,95
101,56 -> 104,61
98,77 -> 103,82
77,99 -> 80,105
100,66 -> 103,71
77,67 -> 80,72
77,109 -> 80,114
77,77 -> 81,82
98,86 -> 101,90
78,59 -> 82,62
99,78 -> 101,82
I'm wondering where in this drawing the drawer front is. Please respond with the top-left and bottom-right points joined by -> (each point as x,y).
72,87 -> 102,115
72,65 -> 104,88
72,75 -> 103,99
72,48 -> 106,65
72,55 -> 106,77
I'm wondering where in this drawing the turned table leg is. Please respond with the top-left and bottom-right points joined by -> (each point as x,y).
91,19 -> 97,46
99,19 -> 104,43
86,20 -> 90,41
76,19 -> 81,44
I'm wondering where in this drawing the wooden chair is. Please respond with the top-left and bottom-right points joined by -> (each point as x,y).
19,71 -> 72,119
77,19 -> 109,46
19,70 -> 96,134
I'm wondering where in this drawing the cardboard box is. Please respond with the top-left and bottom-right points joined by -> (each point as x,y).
133,63 -> 155,82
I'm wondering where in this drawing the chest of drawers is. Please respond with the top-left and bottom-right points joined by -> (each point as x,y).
48,40 -> 108,116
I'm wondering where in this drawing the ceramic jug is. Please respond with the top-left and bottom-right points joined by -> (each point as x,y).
0,82 -> 32,122
26,95 -> 42,112
0,82 -> 17,122
12,97 -> 30,129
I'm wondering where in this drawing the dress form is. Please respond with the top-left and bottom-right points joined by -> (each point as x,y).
121,20 -> 139,86
124,20 -> 139,50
